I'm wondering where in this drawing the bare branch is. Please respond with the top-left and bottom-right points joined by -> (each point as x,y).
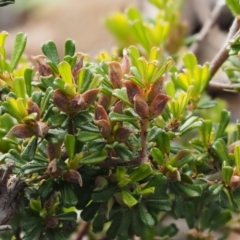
190,1 -> 226,54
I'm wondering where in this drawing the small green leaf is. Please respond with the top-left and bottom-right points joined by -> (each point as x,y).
131,208 -> 145,236
24,68 -> 33,97
209,183 -> 224,195
150,148 -> 164,165
30,197 -> 42,212
42,40 -> 60,66
118,211 -> 131,237
222,165 -> 234,186
13,77 -> 27,105
211,139 -> 230,164
77,131 -> 102,142
226,0 -> 240,15
92,187 -> 116,202
0,0 -> 15,6
129,164 -> 152,182
92,214 -> 105,233
183,52 -> 197,73
10,32 -> 27,71
109,112 -> 137,122
38,178 -> 54,198
64,134 -> 75,159
81,202 -> 100,221
137,203 -> 155,227
58,61 -> 73,85
56,212 -> 77,222
112,88 -> 131,106
144,199 -> 172,212
80,149 -> 107,164
61,182 -> 78,207
48,114 -> 68,128
21,136 -> 38,161
234,145 -> 240,167
175,182 -> 202,197
77,68 -> 93,93
122,190 -> 138,207
65,39 -> 75,56
200,119 -> 212,148
106,212 -> 122,239
214,109 -> 230,140
22,161 -> 47,175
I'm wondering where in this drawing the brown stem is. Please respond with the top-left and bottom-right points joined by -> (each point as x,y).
140,118 -> 149,158
98,154 -> 148,168
190,1 -> 226,54
209,18 -> 240,81
74,221 -> 91,240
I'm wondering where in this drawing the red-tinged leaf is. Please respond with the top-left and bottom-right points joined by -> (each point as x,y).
123,80 -> 142,105
7,124 -> 36,138
147,77 -> 164,103
82,89 -> 100,107
47,159 -> 62,177
108,61 -> 123,89
134,94 -> 149,119
52,89 -> 70,112
229,175 -> 240,189
95,103 -> 109,121
27,100 -> 41,121
68,94 -> 85,112
94,119 -> 112,138
63,170 -> 83,187
31,55 -> 53,76
36,122 -> 49,138
98,93 -> 112,110
47,142 -> 61,161
72,53 -> 85,79
114,127 -> 132,143
121,49 -> 130,74
113,100 -> 124,114
44,216 -> 59,228
149,93 -> 171,118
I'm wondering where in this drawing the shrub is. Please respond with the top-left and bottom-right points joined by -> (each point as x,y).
1,0 -> 240,239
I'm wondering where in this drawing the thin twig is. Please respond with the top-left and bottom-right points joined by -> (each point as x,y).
190,0 -> 226,54
98,154 -> 148,168
209,27 -> 240,81
74,221 -> 91,240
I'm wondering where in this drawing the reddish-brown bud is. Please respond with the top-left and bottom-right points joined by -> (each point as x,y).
94,119 -> 112,138
31,55 -> 53,76
123,80 -> 142,105
68,94 -> 86,112
94,176 -> 108,191
63,170 -> 83,187
147,77 -> 164,103
95,103 -> 109,121
114,127 -> 132,143
44,192 -> 58,209
121,49 -> 130,74
7,124 -> 35,138
133,94 -> 149,119
47,159 -> 62,177
149,93 -> 171,118
45,216 -> 59,228
113,100 -> 124,114
52,89 -> 70,112
27,100 -> 41,121
72,53 -> 86,80
229,175 -> 240,189
108,61 -> 123,89
36,122 -> 49,138
98,94 -> 112,110
82,89 -> 100,108
47,142 -> 62,161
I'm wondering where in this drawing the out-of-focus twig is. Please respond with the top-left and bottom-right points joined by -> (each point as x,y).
190,0 -> 226,54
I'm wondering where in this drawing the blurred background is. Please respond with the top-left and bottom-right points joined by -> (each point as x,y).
0,0 -> 140,58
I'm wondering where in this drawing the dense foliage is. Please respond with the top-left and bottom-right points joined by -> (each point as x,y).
1,0 -> 240,239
